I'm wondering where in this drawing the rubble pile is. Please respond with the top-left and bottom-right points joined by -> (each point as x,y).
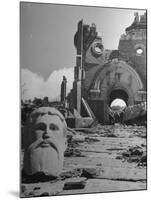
65,128 -> 101,157
74,124 -> 118,138
85,136 -> 100,143
64,148 -> 85,157
117,145 -> 146,166
21,124 -> 147,197
133,129 -> 146,138
65,131 -> 84,157
60,169 -> 83,180
60,167 -> 102,181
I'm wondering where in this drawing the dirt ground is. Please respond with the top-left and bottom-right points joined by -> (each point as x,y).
21,124 -> 147,198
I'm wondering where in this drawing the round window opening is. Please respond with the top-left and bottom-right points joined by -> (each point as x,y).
92,42 -> 103,55
94,45 -> 102,54
136,48 -> 143,56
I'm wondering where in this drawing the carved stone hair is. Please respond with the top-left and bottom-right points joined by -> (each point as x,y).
22,107 -> 67,149
30,107 -> 67,130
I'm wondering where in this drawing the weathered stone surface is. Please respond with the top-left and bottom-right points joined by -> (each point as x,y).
63,178 -> 87,190
81,167 -> 102,178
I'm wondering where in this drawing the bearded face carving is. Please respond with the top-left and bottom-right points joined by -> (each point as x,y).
23,107 -> 67,177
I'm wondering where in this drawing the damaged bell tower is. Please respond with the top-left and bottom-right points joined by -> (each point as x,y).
72,20 -> 84,114
71,20 -> 98,115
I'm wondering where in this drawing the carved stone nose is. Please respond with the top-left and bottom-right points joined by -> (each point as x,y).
43,131 -> 51,139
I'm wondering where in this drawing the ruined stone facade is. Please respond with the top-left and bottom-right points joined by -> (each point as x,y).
68,12 -> 147,124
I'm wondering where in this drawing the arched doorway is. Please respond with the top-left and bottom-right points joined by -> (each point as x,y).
108,89 -> 129,107
89,60 -> 144,123
108,89 -> 128,124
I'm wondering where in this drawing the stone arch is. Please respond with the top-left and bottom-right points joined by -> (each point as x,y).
90,60 -> 143,104
107,85 -> 131,106
93,61 -> 143,90
88,60 -> 144,123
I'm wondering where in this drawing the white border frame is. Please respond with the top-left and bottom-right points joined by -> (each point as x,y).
0,0 -> 150,199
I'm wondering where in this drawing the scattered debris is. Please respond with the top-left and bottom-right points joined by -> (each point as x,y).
72,135 -> 86,143
141,143 -> 146,147
85,137 -> 100,143
133,130 -> 146,138
119,145 -> 146,166
60,167 -> 102,180
116,155 -> 123,160
28,191 -> 35,197
73,128 -> 96,134
103,133 -> 117,137
60,169 -> 82,180
137,153 -> 147,167
64,148 -> 85,157
39,192 -> 49,197
21,124 -> 147,197
81,168 -> 102,178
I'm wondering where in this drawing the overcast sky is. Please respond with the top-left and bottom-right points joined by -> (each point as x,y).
20,2 -> 145,100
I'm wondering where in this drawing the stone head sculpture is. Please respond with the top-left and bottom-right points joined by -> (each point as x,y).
22,107 -> 67,177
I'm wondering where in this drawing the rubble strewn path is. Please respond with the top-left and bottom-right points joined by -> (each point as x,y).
21,124 -> 147,197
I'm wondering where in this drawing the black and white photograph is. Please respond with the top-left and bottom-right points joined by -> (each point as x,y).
20,2 -> 147,198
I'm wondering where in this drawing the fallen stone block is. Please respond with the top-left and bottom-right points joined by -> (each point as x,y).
63,178 -> 86,190
81,168 -> 102,178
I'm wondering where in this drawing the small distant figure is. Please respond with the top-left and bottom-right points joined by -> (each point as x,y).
22,107 -> 67,179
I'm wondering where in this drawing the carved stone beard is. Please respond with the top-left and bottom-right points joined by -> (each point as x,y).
23,138 -> 64,176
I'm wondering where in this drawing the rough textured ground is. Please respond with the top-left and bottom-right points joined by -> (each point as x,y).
21,124 -> 147,198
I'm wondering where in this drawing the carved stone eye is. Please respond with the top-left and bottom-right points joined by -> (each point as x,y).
136,48 -> 143,55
